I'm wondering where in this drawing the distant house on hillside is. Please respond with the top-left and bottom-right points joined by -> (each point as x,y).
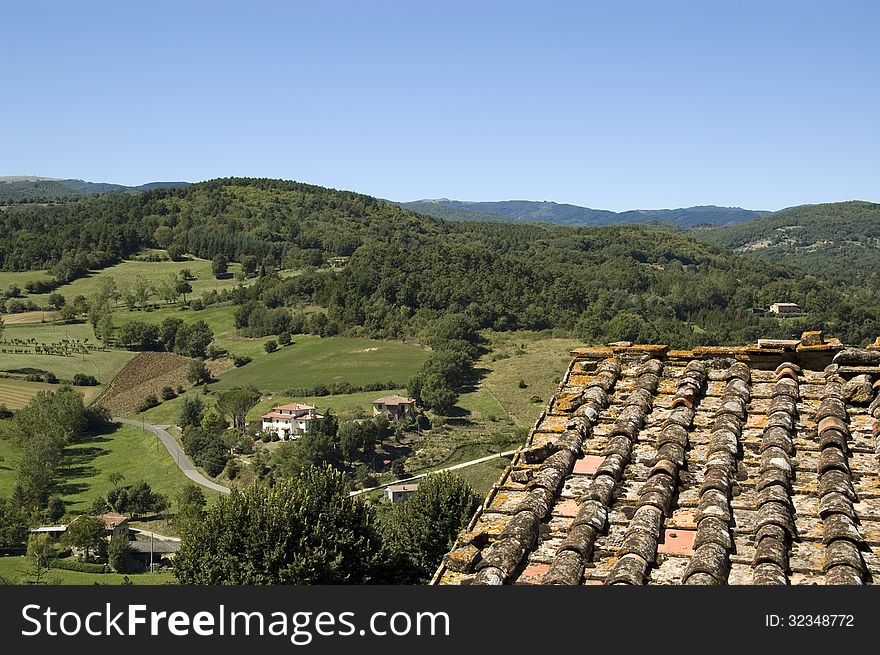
373,395 -> 416,421
261,403 -> 323,440
769,302 -> 802,315
385,484 -> 419,503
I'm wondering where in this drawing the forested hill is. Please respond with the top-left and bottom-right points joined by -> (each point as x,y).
0,177 -> 877,346
693,201 -> 880,282
400,199 -> 768,228
0,177 -> 190,204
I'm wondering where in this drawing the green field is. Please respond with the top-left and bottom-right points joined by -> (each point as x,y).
0,556 -> 176,585
0,321 -> 135,389
0,269 -> 55,292
0,378 -> 103,410
404,332 -> 579,474
114,303 -> 326,358
1,256 -> 244,306
213,335 -> 428,393
0,422 -> 203,514
114,304 -> 239,339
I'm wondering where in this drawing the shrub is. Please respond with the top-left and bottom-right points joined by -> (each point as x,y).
72,373 -> 99,386
136,394 -> 160,413
161,386 -> 177,401
186,359 -> 212,385
278,331 -> 291,346
108,532 -> 141,573
0,404 -> 12,419
232,354 -> 252,367
264,339 -> 278,353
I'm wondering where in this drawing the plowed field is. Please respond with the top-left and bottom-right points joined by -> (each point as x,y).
95,351 -> 192,415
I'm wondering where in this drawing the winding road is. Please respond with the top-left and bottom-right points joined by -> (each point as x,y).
117,416 -> 515,499
114,418 -> 231,494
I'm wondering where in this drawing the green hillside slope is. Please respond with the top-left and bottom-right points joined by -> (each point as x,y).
694,201 -> 880,280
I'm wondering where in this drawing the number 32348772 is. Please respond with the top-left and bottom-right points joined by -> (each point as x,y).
765,615 -> 854,628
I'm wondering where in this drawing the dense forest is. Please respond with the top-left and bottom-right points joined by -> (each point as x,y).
693,201 -> 880,284
1,178 -> 878,346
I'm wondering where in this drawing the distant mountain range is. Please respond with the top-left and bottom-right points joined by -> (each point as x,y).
399,199 -> 769,228
0,177 -> 190,204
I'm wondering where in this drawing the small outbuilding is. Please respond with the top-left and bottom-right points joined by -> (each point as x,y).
385,483 -> 419,503
28,525 -> 68,541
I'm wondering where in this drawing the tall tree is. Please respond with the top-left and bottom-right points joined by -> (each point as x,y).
176,279 -> 193,304
179,395 -> 205,428
6,387 -> 100,507
272,432 -> 339,478
174,468 -> 380,584
175,320 -> 214,358
216,387 -> 260,430
175,483 -> 207,529
212,254 -> 228,279
382,472 -> 479,582
63,515 -> 107,561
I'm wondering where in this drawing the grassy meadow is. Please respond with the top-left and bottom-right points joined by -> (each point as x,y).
0,556 -> 176,585
0,255 -> 243,305
0,320 -> 135,399
458,332 -> 579,427
212,335 -> 429,392
0,378 -> 103,411
0,420 -> 204,514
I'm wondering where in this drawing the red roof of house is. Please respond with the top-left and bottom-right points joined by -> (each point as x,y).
98,512 -> 128,530
274,403 -> 317,411
262,412 -> 323,420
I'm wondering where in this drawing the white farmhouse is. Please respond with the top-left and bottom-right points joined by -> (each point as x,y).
261,403 -> 323,440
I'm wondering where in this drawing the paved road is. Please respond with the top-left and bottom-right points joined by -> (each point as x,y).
115,418 -> 231,494
350,449 -> 519,497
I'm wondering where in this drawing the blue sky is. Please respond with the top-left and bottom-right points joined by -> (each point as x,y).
1,0 -> 877,211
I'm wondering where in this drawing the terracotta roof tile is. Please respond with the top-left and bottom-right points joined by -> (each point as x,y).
434,336 -> 880,586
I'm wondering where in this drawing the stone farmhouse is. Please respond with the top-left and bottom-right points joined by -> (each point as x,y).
373,395 -> 416,421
